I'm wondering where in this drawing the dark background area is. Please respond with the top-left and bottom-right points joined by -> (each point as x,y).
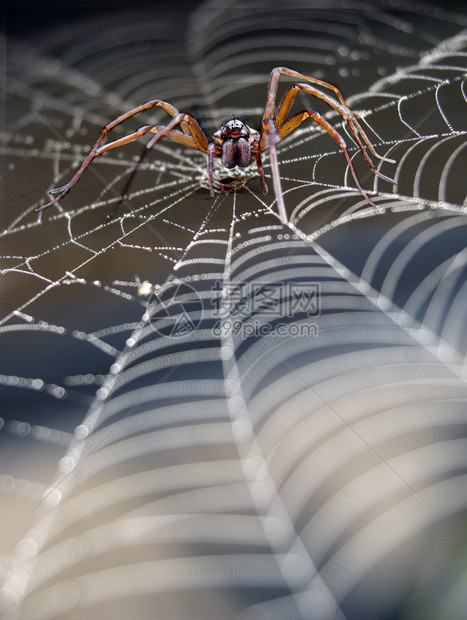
2,0 -> 204,36
3,0 -> 466,37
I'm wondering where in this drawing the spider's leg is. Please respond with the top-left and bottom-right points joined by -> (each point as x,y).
252,141 -> 268,194
109,121 -> 211,222
261,68 -> 395,181
101,115 -> 209,221
102,114 -> 209,220
263,120 -> 288,224
36,124 -> 159,212
93,112 -> 208,216
37,100 -> 209,213
177,116 -> 210,152
102,125 -> 208,222
264,67 -> 394,162
143,113 -> 211,154
340,114 -> 395,182
207,143 -> 216,197
262,82 -> 394,184
274,109 -> 377,207
103,141 -> 152,224
263,67 -> 348,122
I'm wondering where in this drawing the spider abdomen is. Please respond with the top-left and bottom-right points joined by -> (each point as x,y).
221,137 -> 251,169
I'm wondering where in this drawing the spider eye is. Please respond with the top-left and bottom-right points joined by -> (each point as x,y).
221,119 -> 247,138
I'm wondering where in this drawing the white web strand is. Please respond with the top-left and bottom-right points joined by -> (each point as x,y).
216,193 -> 344,618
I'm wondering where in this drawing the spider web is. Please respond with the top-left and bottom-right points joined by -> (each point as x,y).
1,1 -> 467,619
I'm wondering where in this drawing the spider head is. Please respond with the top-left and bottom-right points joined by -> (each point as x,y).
220,119 -> 249,139
215,119 -> 252,169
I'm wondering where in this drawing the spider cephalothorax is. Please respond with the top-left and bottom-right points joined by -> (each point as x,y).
209,119 -> 266,195
216,120 -> 255,169
37,67 -> 394,224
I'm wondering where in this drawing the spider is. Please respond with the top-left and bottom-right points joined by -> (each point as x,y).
36,67 -> 394,224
